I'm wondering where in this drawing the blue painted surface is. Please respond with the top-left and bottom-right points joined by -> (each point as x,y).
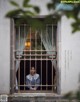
56,4 -> 74,11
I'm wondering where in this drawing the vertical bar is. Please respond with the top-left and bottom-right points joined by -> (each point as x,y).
24,24 -> 25,91
13,20 -> 16,93
35,30 -> 37,71
46,57 -> 47,90
14,59 -> 16,91
35,30 -> 37,89
46,25 -> 48,90
35,30 -> 36,70
41,30 -> 42,90
18,25 -> 20,92
55,25 -> 57,92
52,24 -> 54,91
30,27 -> 31,70
14,26 -> 16,92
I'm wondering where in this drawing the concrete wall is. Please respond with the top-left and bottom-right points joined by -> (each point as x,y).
60,16 -> 80,94
0,0 -> 52,94
0,0 -> 11,94
0,0 -> 80,95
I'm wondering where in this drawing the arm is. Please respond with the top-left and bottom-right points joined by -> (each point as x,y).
35,75 -> 40,89
26,76 -> 32,90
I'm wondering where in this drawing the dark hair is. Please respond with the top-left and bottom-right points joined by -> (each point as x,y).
31,67 -> 35,70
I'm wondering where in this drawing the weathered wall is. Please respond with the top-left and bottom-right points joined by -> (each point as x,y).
60,16 -> 80,94
0,0 -> 80,95
0,0 -> 52,94
0,0 -> 11,94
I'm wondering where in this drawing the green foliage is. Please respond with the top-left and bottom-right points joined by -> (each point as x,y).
44,15 -> 52,23
6,0 -> 42,29
66,5 -> 80,33
72,21 -> 80,33
47,1 -> 80,33
6,0 -> 80,33
23,0 -> 30,7
63,90 -> 80,101
23,10 -> 36,16
6,0 -> 40,17
47,3 -> 54,10
76,90 -> 80,100
27,18 -> 45,30
64,92 -> 73,99
47,0 -> 60,10
33,6 -> 40,13
6,9 -> 21,17
10,0 -> 19,7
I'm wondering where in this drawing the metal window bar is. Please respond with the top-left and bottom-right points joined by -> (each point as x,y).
14,24 -> 57,92
15,58 -> 56,61
30,27 -> 31,70
52,24 -> 54,91
24,25 -> 25,90
15,51 -> 56,60
18,25 -> 20,91
35,30 -> 37,71
14,26 -> 17,91
15,85 -> 56,87
46,25 -> 48,90
41,30 -> 42,90
13,22 -> 16,92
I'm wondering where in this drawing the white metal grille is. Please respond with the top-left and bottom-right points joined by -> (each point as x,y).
14,22 -> 57,92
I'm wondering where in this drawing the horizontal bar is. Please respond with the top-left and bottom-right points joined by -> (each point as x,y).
15,24 -> 57,26
15,54 -> 56,57
14,50 -> 57,52
15,53 -> 56,55
14,58 -> 57,61
14,85 -> 56,87
19,90 -> 54,93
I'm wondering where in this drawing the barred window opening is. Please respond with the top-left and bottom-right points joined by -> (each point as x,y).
14,19 -> 57,93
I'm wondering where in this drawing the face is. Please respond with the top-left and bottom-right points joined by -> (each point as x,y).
30,67 -> 36,75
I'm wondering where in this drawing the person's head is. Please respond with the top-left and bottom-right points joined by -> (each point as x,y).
30,67 -> 36,75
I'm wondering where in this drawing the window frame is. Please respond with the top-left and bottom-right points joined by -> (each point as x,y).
10,18 -> 60,94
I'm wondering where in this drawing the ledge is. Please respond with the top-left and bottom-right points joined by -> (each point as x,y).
9,92 -> 62,98
8,93 -> 62,102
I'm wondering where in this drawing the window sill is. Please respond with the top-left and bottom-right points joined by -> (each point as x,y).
12,92 -> 61,97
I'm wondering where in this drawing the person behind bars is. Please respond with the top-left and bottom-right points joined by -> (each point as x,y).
26,67 -> 40,90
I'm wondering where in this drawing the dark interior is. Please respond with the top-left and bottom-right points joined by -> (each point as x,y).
17,60 -> 56,91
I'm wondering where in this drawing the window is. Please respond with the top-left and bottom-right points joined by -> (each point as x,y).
14,18 -> 57,92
